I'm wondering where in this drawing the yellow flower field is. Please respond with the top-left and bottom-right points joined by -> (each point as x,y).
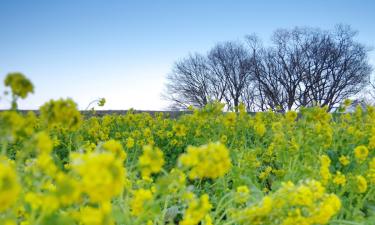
0,74 -> 374,225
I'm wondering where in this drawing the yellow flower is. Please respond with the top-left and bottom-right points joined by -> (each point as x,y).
235,185 -> 250,203
54,172 -> 81,206
310,194 -> 341,224
234,180 -> 340,225
262,187 -> 270,193
139,145 -> 165,178
173,124 -> 187,137
320,155 -> 331,184
204,215 -> 213,225
333,172 -> 346,186
254,122 -> 266,137
4,220 -> 16,225
368,134 -> 375,150
0,111 -> 30,140
282,209 -> 309,225
40,98 -> 82,130
40,195 -> 59,213
179,142 -> 232,179
285,111 -> 297,122
27,192 -> 60,213
4,72 -> 34,98
0,158 -> 20,212
101,140 -> 126,161
180,194 -> 212,225
354,145 -> 368,162
224,112 -> 237,127
143,128 -> 152,137
320,155 -> 331,166
130,189 -> 153,216
220,135 -> 228,144
182,192 -> 196,201
25,192 -> 42,211
83,142 -> 96,153
238,195 -> 272,223
171,139 -> 178,146
71,151 -> 126,203
339,155 -> 350,166
126,137 -> 135,149
79,204 -> 113,225
259,166 -> 272,180
36,153 -> 58,177
356,175 -> 367,193
35,132 -> 53,154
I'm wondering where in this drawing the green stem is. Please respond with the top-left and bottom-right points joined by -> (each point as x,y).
160,197 -> 170,224
213,192 -> 234,219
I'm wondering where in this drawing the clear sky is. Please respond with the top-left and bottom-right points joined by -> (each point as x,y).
0,0 -> 374,110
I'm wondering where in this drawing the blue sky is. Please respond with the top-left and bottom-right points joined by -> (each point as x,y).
0,0 -> 374,110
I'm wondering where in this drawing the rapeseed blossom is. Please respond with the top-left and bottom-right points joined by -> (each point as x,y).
354,145 -> 368,162
339,155 -> 350,166
35,132 -> 53,154
79,203 -> 113,225
333,172 -> 346,186
130,189 -> 153,216
254,121 -> 266,137
4,73 -> 34,99
54,172 -> 81,205
139,145 -> 165,178
234,180 -> 341,225
173,124 -> 187,137
180,194 -> 212,225
71,151 -> 126,203
320,155 -> 331,184
0,158 -> 20,212
40,98 -> 82,130
355,175 -> 367,193
179,142 -> 232,179
101,139 -> 127,161
126,137 -> 135,149
235,185 -> 250,203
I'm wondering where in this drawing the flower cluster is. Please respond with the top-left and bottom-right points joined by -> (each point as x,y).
138,145 -> 165,178
179,142 -> 232,179
320,155 -> 331,184
70,151 -> 126,203
180,194 -> 212,225
0,157 -> 20,212
235,180 -> 341,225
354,145 -> 368,162
40,98 -> 82,130
4,72 -> 34,98
130,188 -> 153,216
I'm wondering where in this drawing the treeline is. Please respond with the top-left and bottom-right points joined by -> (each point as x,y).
164,25 -> 372,112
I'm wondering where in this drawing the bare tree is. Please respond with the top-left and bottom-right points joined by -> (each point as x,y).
164,41 -> 254,111
163,53 -> 212,109
246,32 -> 305,112
248,25 -> 372,111
207,41 -> 254,111
164,25 -> 372,112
